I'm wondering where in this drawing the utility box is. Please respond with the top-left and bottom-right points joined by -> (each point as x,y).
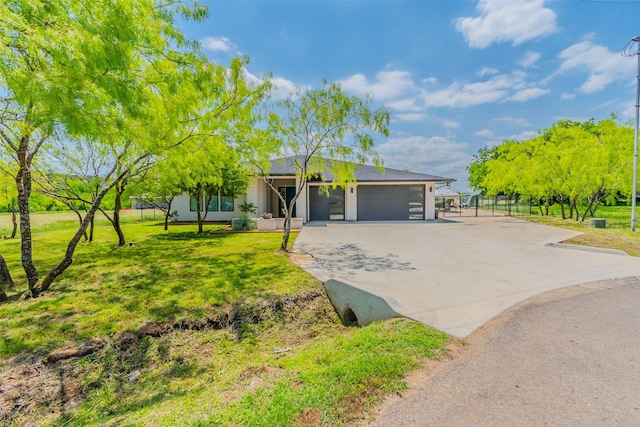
588,218 -> 606,228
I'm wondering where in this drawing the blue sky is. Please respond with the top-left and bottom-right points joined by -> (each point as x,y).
180,0 -> 640,191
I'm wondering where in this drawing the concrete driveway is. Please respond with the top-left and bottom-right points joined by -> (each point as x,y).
292,216 -> 640,337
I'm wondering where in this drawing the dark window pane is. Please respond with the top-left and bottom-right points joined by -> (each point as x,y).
221,195 -> 234,211
409,185 -> 424,220
206,194 -> 219,211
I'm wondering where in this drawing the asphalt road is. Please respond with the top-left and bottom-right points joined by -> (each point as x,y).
370,277 -> 640,427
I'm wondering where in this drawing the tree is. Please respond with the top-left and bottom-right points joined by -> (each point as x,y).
0,166 -> 18,238
262,81 -> 390,251
0,0 -> 211,294
472,117 -> 633,221
129,166 -> 183,231
467,146 -> 500,194
168,141 -> 251,234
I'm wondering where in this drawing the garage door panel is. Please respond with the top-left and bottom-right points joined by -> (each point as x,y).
357,186 -> 410,221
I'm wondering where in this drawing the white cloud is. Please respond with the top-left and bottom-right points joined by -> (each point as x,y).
376,135 -> 471,180
386,98 -> 421,112
421,71 -> 529,108
201,36 -> 235,53
395,113 -> 428,122
509,87 -> 549,102
475,128 -> 537,147
340,71 -> 416,100
478,67 -> 499,77
491,116 -> 532,128
443,120 -> 461,129
556,40 -> 635,94
560,93 -> 575,100
475,129 -> 495,138
421,77 -> 438,85
270,77 -> 310,101
455,0 -> 558,49
518,51 -> 542,68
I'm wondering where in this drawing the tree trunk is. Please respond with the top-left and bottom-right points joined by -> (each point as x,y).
280,212 -> 292,251
0,254 -> 15,301
163,198 -> 173,231
10,207 -> 17,239
545,195 -> 550,216
113,186 -> 126,246
73,209 -> 88,241
196,195 -> 203,234
558,195 -> 566,219
15,142 -> 39,289
40,182 -> 116,291
280,189 -> 303,251
89,213 -> 95,242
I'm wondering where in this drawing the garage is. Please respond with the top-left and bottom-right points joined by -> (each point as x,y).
357,185 -> 424,221
309,186 -> 345,221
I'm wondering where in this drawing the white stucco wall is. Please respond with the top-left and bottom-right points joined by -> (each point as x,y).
246,179 -> 269,217
172,192 -> 248,222
345,184 -> 357,221
425,182 -> 436,220
295,177 -> 308,223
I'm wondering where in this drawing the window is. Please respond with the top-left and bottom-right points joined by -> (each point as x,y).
328,188 -> 345,220
190,194 -> 220,212
206,194 -> 219,211
221,195 -> 234,211
189,196 -> 199,212
409,185 -> 425,220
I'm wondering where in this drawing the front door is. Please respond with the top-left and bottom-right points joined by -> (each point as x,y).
278,186 -> 297,217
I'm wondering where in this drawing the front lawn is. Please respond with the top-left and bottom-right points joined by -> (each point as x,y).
0,216 -> 449,426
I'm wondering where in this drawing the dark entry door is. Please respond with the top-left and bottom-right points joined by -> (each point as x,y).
278,186 -> 296,217
309,186 -> 345,221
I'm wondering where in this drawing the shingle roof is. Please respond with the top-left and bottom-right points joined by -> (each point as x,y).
266,156 -> 455,183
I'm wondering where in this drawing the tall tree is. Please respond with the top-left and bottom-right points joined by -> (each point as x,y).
0,0 -> 210,294
472,117 -> 633,221
261,81 -> 390,251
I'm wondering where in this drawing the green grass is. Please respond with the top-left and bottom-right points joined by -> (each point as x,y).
0,213 -> 449,426
58,319 -> 446,427
0,219 -> 316,357
486,203 -> 640,256
523,204 -> 634,229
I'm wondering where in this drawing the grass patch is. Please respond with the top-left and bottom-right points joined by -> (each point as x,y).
517,210 -> 640,256
0,218 -> 315,357
0,214 -> 450,426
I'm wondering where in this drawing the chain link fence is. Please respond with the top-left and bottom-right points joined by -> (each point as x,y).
436,194 -> 533,218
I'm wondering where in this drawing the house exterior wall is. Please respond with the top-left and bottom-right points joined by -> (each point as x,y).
246,179 -> 267,217
345,184 -> 357,221
425,183 -> 436,220
172,192 -> 248,222
295,177 -> 307,223
171,179 -> 440,224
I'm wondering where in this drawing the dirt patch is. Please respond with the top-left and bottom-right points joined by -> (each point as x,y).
295,408 -> 322,425
0,288 -> 331,426
0,359 -> 86,426
46,339 -> 105,364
